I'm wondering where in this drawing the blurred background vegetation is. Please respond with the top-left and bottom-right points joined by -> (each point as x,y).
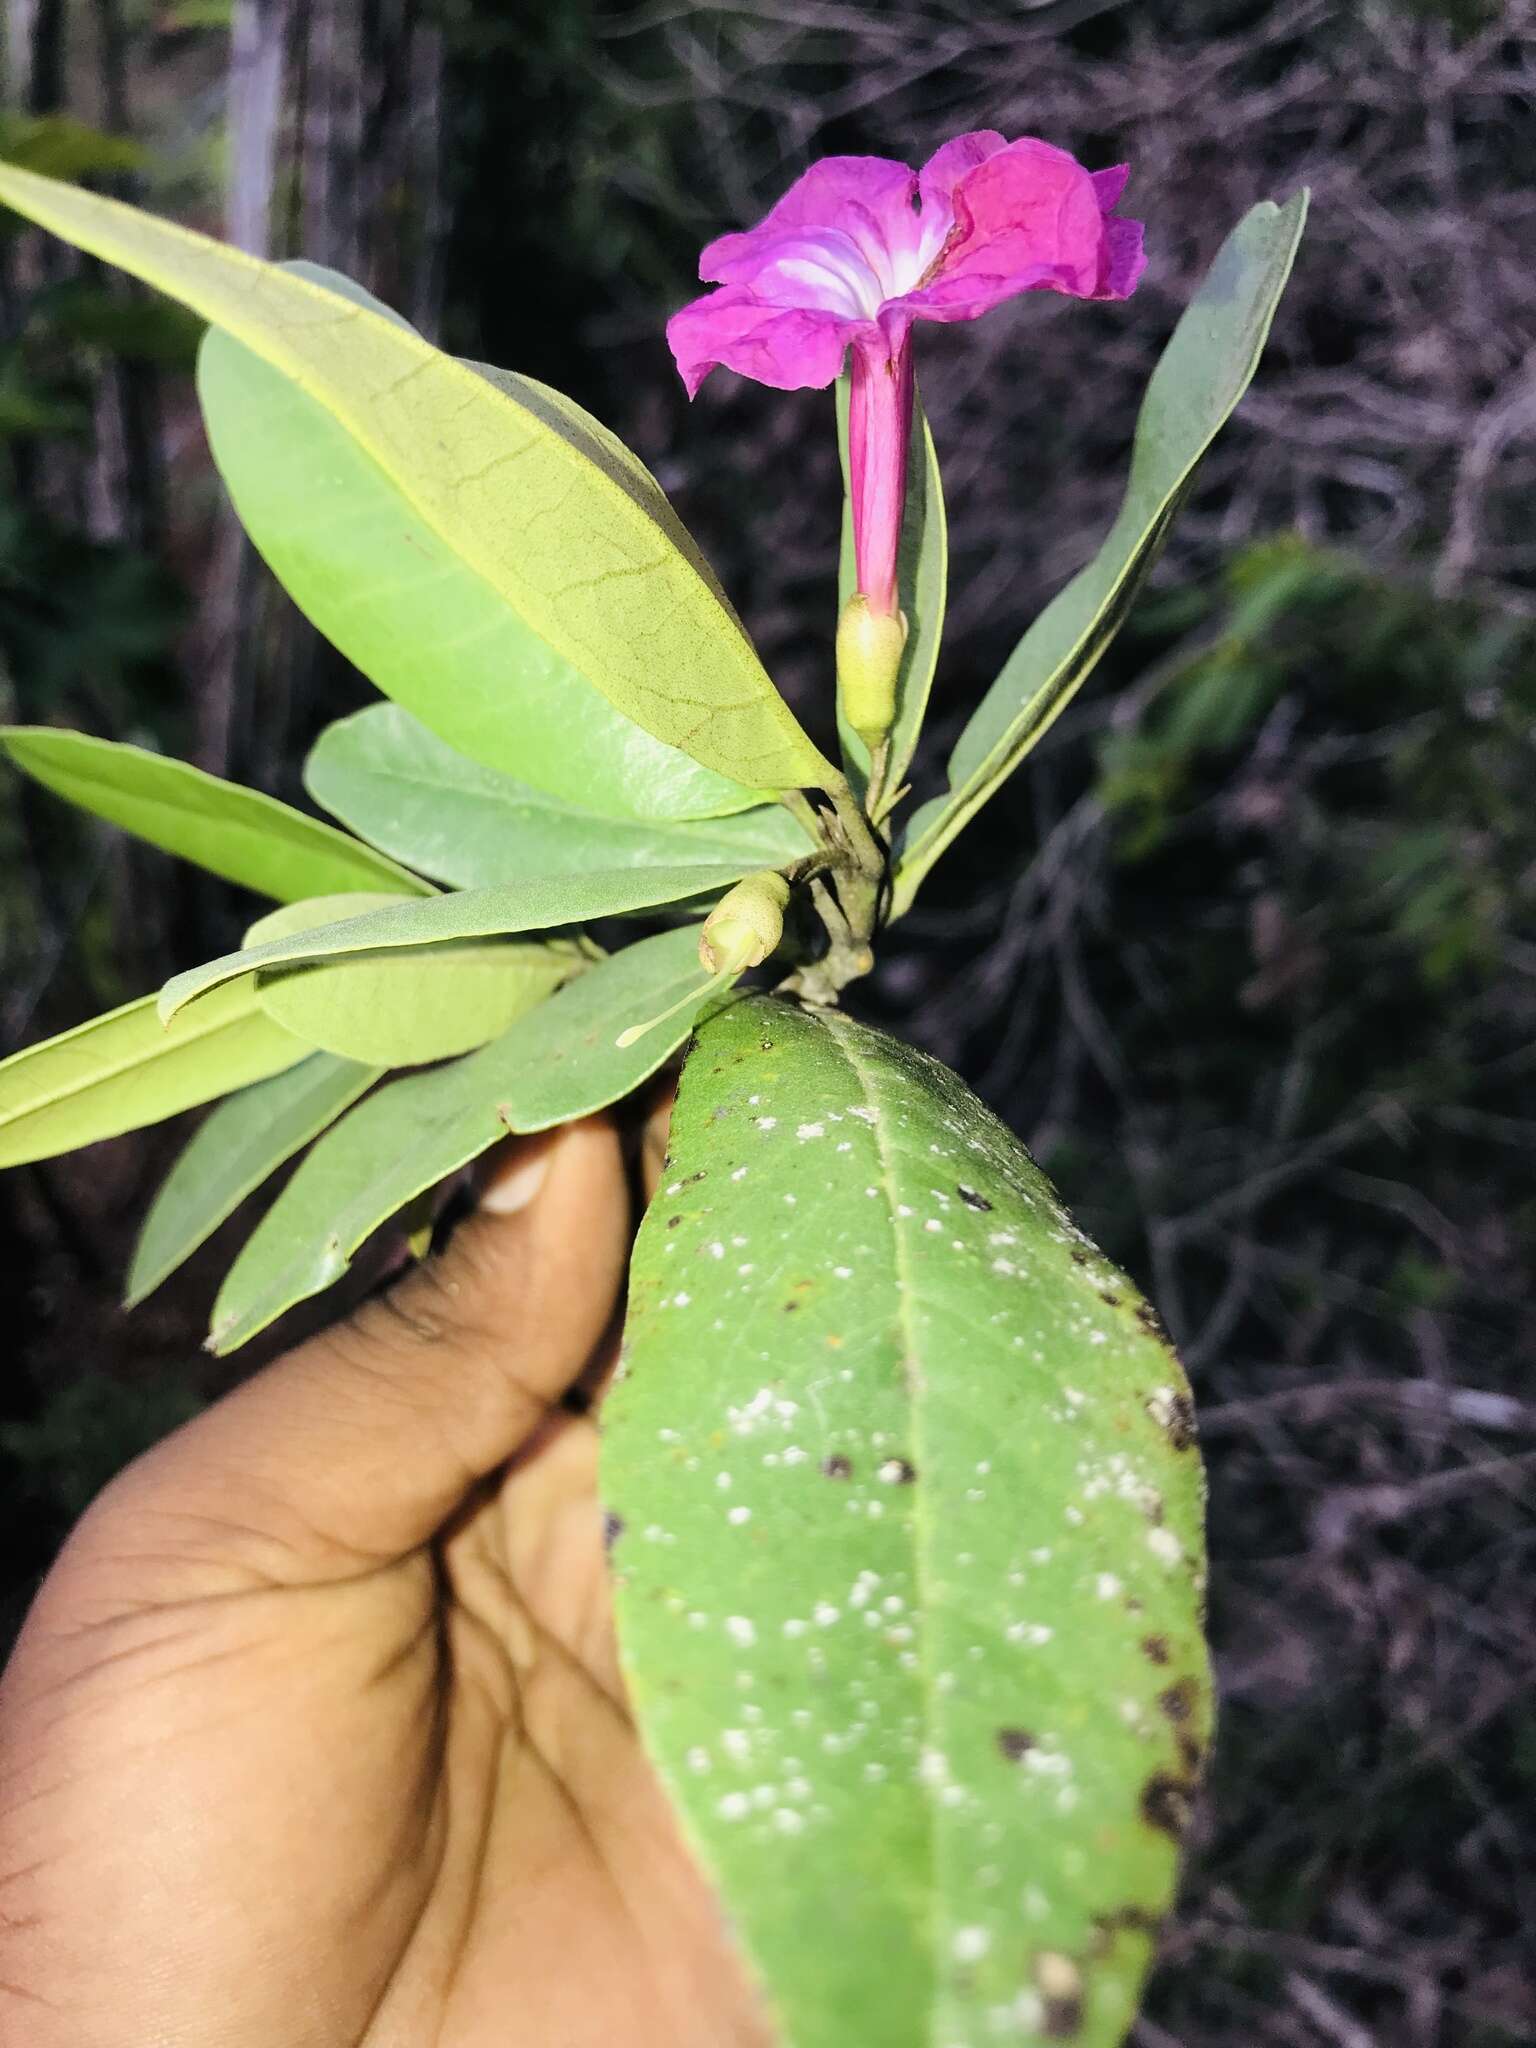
2,2 -> 1533,2042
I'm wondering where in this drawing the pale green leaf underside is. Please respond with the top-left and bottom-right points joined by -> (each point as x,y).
0,165 -> 833,793
304,705 -> 811,890
245,893 -> 574,1067
126,1051 -> 380,1306
158,863 -> 756,1022
0,977 -> 307,1167
283,256 -> 761,727
198,282 -> 765,823
606,997 -> 1211,2048
835,376 -> 947,794
209,925 -> 710,1351
0,725 -> 429,901
895,191 -> 1308,914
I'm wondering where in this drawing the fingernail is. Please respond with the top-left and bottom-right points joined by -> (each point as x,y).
479,1143 -> 552,1215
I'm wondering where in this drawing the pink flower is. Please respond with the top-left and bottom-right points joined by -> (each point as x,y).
668,133 -> 1145,620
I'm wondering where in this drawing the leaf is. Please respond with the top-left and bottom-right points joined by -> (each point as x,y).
158,863 -> 764,1022
305,705 -> 812,889
244,893 -> 576,1066
125,1051 -> 380,1306
834,375 -> 948,795
0,114 -> 147,185
0,166 -> 834,796
605,997 -> 1211,2048
199,279 -> 765,826
0,979 -> 308,1168
209,925 -> 711,1350
0,725 -> 430,901
894,192 -> 1308,915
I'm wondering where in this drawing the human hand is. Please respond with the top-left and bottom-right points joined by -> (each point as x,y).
0,1110 -> 771,2048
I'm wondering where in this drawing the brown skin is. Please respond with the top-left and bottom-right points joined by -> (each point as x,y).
0,1109 -> 771,2047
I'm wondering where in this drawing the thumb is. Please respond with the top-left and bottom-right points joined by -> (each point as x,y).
91,1114 -> 631,1589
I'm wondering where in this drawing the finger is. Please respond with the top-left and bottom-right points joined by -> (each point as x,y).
93,1114 -> 630,1586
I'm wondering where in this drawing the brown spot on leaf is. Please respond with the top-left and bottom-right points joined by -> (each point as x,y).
1092,1906 -> 1161,1952
603,1512 -> 625,1551
1141,1635 -> 1170,1665
996,1727 -> 1037,1761
821,1454 -> 853,1480
1141,1773 -> 1193,1838
1164,1392 -> 1197,1452
1070,1248 -> 1089,1266
1042,1995 -> 1084,2040
1158,1679 -> 1198,1724
1136,1299 -> 1171,1342
1035,1954 -> 1084,2039
878,1457 -> 917,1485
956,1184 -> 993,1211
1178,1731 -> 1205,1777
666,1215 -> 683,1230
1100,1291 -> 1122,1308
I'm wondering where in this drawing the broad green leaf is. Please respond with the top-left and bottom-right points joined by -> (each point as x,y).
288,259 -> 765,689
894,192 -> 1308,915
244,893 -> 575,1067
305,705 -> 812,889
159,863 -> 758,1022
125,1051 -> 380,1306
209,925 -> 711,1350
0,978 -> 307,1167
834,375 -> 948,796
0,165 -> 835,796
606,997 -> 1210,2048
198,291 -> 765,825
0,725 -> 430,901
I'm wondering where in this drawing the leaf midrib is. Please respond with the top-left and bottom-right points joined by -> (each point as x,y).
0,988 -> 273,1125
823,1009 -> 943,2039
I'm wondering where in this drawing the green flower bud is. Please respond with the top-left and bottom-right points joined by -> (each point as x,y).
836,592 -> 908,751
699,870 -> 791,975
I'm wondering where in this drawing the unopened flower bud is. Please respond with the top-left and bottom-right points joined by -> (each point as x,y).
837,593 -> 907,751
699,871 -> 791,975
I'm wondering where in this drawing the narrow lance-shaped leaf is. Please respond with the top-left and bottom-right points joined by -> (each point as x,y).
126,1051 -> 381,1307
198,266 -> 768,824
245,894 -> 577,1067
158,863 -> 762,1022
835,374 -> 948,796
304,705 -> 812,890
606,997 -> 1211,2048
0,726 -> 431,901
209,926 -> 712,1352
894,191 -> 1308,915
0,979 -> 308,1168
0,166 -> 835,795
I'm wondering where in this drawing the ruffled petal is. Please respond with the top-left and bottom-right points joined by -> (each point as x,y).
666,283 -> 868,396
693,226 -> 885,320
946,139 -> 1109,293
1091,162 -> 1132,211
1098,212 -> 1147,299
917,129 -> 1008,213
700,156 -> 922,299
895,138 -> 1146,323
